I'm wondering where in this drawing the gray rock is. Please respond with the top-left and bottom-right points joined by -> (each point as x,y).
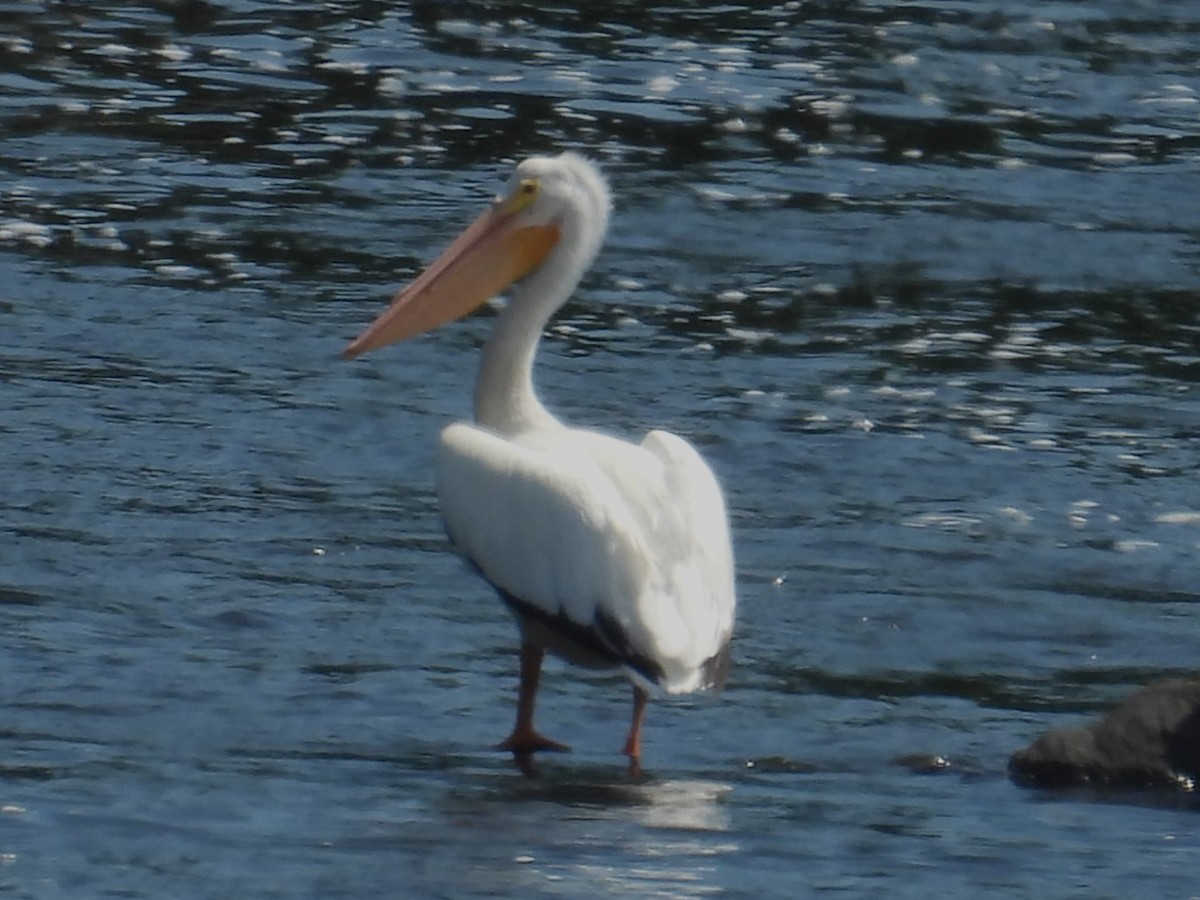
1010,677 -> 1200,789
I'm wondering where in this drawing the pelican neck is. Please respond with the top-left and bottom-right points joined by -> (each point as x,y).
472,279 -> 564,436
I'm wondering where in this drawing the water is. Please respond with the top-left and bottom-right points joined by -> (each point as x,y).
2,2 -> 1199,896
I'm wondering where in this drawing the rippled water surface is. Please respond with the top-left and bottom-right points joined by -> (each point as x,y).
3,2 -> 1200,897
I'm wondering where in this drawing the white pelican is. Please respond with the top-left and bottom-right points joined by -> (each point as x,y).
343,152 -> 735,770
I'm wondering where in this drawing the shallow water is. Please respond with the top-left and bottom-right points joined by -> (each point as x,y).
3,2 -> 1200,897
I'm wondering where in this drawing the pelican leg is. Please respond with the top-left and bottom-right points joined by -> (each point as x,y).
623,684 -> 649,775
496,642 -> 571,759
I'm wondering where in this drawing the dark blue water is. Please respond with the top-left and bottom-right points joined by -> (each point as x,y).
3,2 -> 1199,896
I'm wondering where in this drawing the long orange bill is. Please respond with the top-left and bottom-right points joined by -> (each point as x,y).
342,191 -> 560,360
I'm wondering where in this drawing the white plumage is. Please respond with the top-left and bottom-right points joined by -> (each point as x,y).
344,152 -> 736,768
438,424 -> 734,694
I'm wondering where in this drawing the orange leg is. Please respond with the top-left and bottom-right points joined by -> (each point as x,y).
623,684 -> 649,774
495,643 -> 570,759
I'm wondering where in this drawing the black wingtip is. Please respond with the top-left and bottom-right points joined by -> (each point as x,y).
702,639 -> 733,693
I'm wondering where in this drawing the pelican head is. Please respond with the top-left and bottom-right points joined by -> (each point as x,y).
343,152 -> 611,360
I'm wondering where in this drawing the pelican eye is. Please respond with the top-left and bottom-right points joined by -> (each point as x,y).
508,177 -> 541,213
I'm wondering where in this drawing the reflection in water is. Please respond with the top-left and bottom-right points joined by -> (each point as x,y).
492,775 -> 736,898
636,778 -> 732,833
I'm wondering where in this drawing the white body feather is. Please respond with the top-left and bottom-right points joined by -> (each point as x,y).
438,421 -> 735,694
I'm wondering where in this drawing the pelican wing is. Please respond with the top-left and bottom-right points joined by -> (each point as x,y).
437,422 -> 735,693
